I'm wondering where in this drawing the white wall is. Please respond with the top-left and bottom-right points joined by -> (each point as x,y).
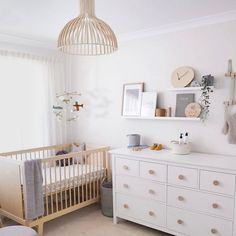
69,21 -> 236,156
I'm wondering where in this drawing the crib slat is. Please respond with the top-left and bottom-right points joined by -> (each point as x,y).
85,153 -> 88,201
69,157 -> 72,207
64,159 -> 68,209
54,161 -> 59,212
81,153 -> 84,202
49,162 -> 54,214
77,154 -> 81,204
92,151 -> 97,198
59,158 -> 63,210
73,158 -> 76,205
44,161 -> 49,216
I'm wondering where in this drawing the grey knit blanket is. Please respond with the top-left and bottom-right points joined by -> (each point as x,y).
23,159 -> 44,219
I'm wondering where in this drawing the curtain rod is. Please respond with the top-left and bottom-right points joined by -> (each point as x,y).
0,49 -> 62,63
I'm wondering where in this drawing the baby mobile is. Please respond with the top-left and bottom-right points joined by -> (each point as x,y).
53,91 -> 84,122
52,54 -> 84,122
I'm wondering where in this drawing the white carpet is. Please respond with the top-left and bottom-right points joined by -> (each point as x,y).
44,204 -> 171,236
4,204 -> 171,236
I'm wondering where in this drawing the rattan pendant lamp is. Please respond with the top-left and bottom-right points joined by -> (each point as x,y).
58,0 -> 118,55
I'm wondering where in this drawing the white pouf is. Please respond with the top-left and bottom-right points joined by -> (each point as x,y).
0,226 -> 37,236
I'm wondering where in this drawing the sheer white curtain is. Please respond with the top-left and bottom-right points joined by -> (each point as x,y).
0,51 -> 65,152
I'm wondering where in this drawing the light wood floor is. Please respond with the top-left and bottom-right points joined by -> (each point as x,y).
5,204 -> 172,236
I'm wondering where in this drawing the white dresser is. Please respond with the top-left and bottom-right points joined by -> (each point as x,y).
110,148 -> 236,236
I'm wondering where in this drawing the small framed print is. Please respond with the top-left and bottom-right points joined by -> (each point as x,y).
122,83 -> 144,116
175,93 -> 195,117
140,92 -> 157,117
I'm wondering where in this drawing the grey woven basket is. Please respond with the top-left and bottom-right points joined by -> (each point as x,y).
100,181 -> 113,217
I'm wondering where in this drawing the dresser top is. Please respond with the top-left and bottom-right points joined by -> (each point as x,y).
110,148 -> 236,172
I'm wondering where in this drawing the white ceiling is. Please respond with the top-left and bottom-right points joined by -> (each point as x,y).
0,0 -> 236,45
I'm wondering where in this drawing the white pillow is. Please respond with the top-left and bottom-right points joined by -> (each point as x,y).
71,143 -> 86,163
71,143 -> 86,152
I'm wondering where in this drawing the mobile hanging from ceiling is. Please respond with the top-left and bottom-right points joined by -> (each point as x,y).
53,91 -> 83,122
58,0 -> 118,55
53,54 -> 84,122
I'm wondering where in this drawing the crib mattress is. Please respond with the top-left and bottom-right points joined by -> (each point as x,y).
0,155 -> 106,195
42,164 -> 106,194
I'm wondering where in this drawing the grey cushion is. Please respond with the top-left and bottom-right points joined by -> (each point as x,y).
0,226 -> 37,236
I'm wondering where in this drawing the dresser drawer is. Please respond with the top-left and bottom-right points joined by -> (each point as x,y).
116,193 -> 139,218
167,207 -> 233,236
141,180 -> 166,202
168,186 -> 234,219
115,175 -> 166,202
168,166 -> 198,188
200,170 -> 235,196
140,161 -> 166,182
116,193 -> 166,227
115,157 -> 139,176
115,175 -> 140,195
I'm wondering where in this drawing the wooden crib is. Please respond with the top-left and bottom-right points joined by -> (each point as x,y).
0,144 -> 110,236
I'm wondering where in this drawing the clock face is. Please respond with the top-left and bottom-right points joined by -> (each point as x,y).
171,67 -> 195,88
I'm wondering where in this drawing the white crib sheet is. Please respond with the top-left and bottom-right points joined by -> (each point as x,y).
42,164 -> 105,194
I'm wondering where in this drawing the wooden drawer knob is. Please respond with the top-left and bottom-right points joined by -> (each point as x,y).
123,165 -> 129,170
149,211 -> 155,216
213,180 -> 220,186
212,203 -> 219,209
178,196 -> 184,201
178,174 -> 185,180
211,228 -> 217,234
149,189 -> 155,194
123,184 -> 129,188
123,204 -> 129,209
149,169 -> 155,175
177,219 -> 183,225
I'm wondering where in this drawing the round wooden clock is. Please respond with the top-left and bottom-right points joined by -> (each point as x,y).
185,102 -> 202,118
171,66 -> 195,88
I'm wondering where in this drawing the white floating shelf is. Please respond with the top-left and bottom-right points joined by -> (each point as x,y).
122,116 -> 201,121
167,86 -> 213,92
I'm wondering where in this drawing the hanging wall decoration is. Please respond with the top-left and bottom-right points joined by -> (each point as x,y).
122,83 -> 144,116
171,67 -> 195,88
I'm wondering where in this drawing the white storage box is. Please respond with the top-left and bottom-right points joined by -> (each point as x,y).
171,141 -> 191,155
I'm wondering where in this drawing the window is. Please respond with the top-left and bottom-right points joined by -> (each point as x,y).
0,54 -> 58,152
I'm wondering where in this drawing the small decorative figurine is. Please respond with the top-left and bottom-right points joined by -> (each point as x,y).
150,143 -> 163,151
201,74 -> 214,86
190,79 -> 200,87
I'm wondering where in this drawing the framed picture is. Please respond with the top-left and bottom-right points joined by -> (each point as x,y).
175,93 -> 195,117
122,83 -> 144,116
140,92 -> 157,117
